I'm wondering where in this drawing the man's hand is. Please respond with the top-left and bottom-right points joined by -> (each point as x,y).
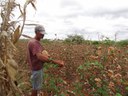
39,50 -> 65,67
54,60 -> 65,67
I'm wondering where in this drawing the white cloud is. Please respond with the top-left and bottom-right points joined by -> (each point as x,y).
18,0 -> 128,40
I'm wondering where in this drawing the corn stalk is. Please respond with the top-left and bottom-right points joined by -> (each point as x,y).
0,0 -> 36,95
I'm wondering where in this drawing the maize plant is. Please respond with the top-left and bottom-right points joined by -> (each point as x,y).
0,0 -> 36,95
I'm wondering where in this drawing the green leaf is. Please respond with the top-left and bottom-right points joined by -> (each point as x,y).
125,87 -> 128,90
116,93 -> 122,96
78,65 -> 83,70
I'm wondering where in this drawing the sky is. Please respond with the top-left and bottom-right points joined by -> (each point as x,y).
18,0 -> 128,40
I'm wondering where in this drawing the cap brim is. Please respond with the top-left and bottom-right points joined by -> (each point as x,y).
40,31 -> 46,35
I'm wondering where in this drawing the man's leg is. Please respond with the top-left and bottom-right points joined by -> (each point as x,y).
31,69 -> 43,96
31,90 -> 37,96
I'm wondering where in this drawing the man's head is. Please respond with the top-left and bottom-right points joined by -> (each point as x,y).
35,24 -> 46,40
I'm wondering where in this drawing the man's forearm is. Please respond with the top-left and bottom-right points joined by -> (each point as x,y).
37,53 -> 64,66
49,58 -> 64,67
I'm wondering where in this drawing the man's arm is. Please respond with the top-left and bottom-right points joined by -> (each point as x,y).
36,52 -> 64,67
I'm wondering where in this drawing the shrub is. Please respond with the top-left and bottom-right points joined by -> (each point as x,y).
116,40 -> 128,46
64,34 -> 85,44
102,39 -> 115,45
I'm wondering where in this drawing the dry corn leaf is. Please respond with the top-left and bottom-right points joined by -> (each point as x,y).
18,82 -> 31,88
0,0 -> 36,95
13,25 -> 20,44
17,11 -> 24,19
16,4 -> 23,17
0,72 -> 5,76
7,91 -> 12,96
24,0 -> 35,9
0,31 -> 8,38
6,65 -> 17,81
31,2 -> 36,10
6,59 -> 18,81
21,34 -> 32,39
7,36 -> 17,50
0,58 -> 5,67
9,21 -> 17,28
7,59 -> 18,70
0,76 -> 8,81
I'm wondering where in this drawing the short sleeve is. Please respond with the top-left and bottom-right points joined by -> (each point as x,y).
29,41 -> 43,56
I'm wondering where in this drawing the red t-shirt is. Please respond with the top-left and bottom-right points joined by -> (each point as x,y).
27,39 -> 44,71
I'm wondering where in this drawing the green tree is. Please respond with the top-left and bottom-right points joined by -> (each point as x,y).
64,34 -> 85,44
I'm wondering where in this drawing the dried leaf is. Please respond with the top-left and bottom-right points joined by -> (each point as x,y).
21,34 -> 32,39
18,13 -> 24,19
17,82 -> 31,88
7,36 -> 17,50
13,25 -> 20,44
24,0 -> 36,11
7,58 -> 18,70
16,4 -> 24,19
24,0 -> 32,9
95,78 -> 101,82
31,2 -> 36,10
17,4 -> 23,15
0,76 -> 8,81
107,70 -> 114,78
9,21 -> 17,27
25,23 -> 38,26
0,58 -> 5,67
0,31 -> 8,38
6,58 -> 18,81
67,90 -> 75,96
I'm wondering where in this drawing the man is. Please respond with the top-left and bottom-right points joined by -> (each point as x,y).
27,24 -> 64,96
